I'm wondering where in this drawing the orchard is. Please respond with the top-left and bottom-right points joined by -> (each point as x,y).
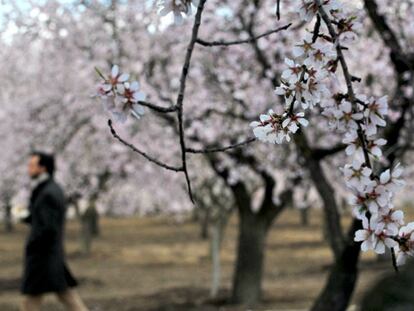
1,0 -> 414,310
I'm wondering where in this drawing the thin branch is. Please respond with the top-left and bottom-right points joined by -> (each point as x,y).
276,0 -> 281,20
196,23 -> 291,47
312,143 -> 346,160
175,0 -> 208,203
186,137 -> 256,154
312,14 -> 321,43
107,119 -> 183,172
391,247 -> 399,273
138,100 -> 177,113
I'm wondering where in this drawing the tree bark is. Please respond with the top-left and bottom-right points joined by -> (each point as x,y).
311,219 -> 362,311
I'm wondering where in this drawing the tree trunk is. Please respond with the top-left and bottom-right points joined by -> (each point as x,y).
231,213 -> 268,305
210,207 -> 231,298
311,219 -> 362,311
4,203 -> 13,233
79,206 -> 97,255
80,219 -> 92,255
90,207 -> 100,237
294,132 -> 345,259
300,207 -> 309,226
210,222 -> 222,298
200,207 -> 210,240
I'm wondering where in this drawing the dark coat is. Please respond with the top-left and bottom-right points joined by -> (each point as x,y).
21,177 -> 78,295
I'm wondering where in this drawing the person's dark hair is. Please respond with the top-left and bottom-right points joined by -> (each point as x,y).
31,151 -> 55,176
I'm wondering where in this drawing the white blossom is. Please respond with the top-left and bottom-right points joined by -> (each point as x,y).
158,0 -> 199,24
102,65 -> 129,93
282,112 -> 309,133
96,65 -> 146,123
363,96 -> 388,135
367,137 -> 387,158
297,0 -> 342,22
380,164 -> 405,193
375,209 -> 404,236
355,216 -> 397,254
281,58 -> 304,84
342,158 -> 372,192
396,222 -> 414,266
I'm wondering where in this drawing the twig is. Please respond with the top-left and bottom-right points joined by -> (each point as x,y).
186,137 -> 256,154
196,23 -> 291,47
276,0 -> 281,20
391,247 -> 399,273
312,14 -> 321,43
107,120 -> 183,172
138,101 -> 177,113
175,0 -> 208,203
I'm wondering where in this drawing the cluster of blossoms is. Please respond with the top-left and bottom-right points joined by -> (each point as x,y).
249,38 -> 334,142
96,65 -> 146,123
252,0 -> 413,266
250,109 -> 309,144
158,0 -> 199,24
298,0 -> 341,22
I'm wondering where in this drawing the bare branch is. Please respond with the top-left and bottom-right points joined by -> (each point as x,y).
276,0 -> 281,20
175,0 -> 208,203
107,120 -> 183,172
186,137 -> 256,154
138,100 -> 177,113
196,23 -> 291,47
312,143 -> 346,160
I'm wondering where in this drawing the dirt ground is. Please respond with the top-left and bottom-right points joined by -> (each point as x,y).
0,209 -> 396,311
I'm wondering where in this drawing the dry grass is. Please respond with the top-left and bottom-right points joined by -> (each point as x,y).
0,208 -> 401,310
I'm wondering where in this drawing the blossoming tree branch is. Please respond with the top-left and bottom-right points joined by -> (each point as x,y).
94,0 -> 292,204
250,0 -> 413,269
95,0 -> 414,271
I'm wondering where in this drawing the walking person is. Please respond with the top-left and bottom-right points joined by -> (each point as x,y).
21,151 -> 89,311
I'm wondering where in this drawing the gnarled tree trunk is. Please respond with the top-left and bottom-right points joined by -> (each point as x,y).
208,153 -> 292,306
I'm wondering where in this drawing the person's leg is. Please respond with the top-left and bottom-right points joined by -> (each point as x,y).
20,295 -> 43,311
56,289 -> 89,311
